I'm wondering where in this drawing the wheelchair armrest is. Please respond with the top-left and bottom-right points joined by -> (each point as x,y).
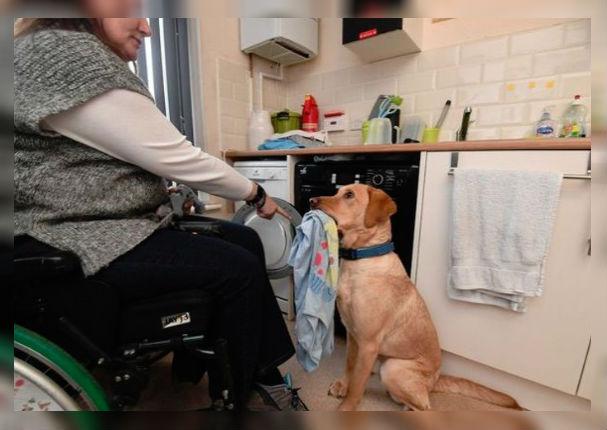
14,251 -> 81,280
173,216 -> 223,237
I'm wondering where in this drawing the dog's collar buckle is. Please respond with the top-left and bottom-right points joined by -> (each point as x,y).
339,242 -> 395,260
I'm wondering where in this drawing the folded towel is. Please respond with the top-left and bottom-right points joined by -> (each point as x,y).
258,136 -> 327,151
288,210 -> 339,372
258,138 -> 300,150
449,168 -> 563,312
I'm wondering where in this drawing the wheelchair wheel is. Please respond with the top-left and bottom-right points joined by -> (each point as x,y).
14,324 -> 111,411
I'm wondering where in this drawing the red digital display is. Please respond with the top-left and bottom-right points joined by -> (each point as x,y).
358,28 -> 378,40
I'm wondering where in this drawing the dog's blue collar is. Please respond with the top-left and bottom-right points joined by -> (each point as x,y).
339,242 -> 395,260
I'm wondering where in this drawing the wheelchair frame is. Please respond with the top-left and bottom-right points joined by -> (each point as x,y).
13,218 -> 236,411
14,324 -> 111,411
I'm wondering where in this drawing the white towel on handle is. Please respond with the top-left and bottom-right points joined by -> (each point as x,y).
449,168 -> 563,312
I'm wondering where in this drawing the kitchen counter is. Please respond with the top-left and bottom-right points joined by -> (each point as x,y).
223,137 -> 590,160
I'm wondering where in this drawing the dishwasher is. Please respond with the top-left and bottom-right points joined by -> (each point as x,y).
232,160 -> 301,318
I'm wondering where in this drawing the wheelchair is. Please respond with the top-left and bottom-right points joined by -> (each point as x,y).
13,218 -> 235,411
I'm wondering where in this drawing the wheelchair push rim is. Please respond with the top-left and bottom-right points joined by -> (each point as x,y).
14,324 -> 111,411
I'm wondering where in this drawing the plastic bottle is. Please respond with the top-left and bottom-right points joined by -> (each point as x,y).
301,94 -> 319,132
535,109 -> 556,138
559,95 -> 587,138
247,109 -> 274,150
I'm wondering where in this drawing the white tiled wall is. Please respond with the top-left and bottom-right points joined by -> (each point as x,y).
217,58 -> 251,150
284,19 -> 591,145
262,78 -> 288,112
217,57 -> 290,150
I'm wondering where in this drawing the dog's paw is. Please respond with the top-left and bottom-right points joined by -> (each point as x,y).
328,379 -> 348,398
337,400 -> 357,411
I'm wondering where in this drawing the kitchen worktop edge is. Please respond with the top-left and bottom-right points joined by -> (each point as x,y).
223,138 -> 590,159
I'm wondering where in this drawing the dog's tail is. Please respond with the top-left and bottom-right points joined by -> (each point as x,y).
433,374 -> 526,410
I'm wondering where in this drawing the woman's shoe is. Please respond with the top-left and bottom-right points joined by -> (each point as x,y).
247,373 -> 309,411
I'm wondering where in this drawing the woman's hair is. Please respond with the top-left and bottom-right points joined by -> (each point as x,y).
14,18 -> 93,38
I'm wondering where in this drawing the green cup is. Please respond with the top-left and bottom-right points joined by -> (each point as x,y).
422,127 -> 440,143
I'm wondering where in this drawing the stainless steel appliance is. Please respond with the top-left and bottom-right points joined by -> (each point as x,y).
233,160 -> 298,318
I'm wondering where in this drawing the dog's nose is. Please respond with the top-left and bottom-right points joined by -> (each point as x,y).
309,197 -> 319,208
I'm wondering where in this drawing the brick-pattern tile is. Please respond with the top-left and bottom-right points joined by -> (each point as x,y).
259,21 -> 592,144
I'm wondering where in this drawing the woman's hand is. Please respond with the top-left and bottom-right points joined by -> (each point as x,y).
257,195 -> 291,220
246,183 -> 291,220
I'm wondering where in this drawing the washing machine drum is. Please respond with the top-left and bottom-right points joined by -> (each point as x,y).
232,198 -> 302,279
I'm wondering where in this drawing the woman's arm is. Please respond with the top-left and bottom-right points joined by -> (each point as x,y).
42,89 -> 255,201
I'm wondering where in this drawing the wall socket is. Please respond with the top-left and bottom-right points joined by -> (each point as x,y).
350,115 -> 366,131
323,114 -> 347,132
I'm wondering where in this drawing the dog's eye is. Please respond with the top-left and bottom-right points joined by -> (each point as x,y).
344,191 -> 354,199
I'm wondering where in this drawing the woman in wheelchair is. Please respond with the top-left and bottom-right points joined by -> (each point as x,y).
14,15 -> 306,411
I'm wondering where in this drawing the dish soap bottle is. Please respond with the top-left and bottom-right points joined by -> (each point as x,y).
559,95 -> 587,138
535,108 -> 556,138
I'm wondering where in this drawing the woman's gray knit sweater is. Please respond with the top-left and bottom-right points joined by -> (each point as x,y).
14,27 -> 171,276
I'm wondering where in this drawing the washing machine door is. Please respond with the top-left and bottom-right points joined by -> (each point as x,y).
232,198 -> 302,279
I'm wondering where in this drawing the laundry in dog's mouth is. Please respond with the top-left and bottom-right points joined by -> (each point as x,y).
308,208 -> 338,225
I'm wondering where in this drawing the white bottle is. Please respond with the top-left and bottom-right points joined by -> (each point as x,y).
559,95 -> 587,138
535,109 -> 556,138
247,110 -> 274,150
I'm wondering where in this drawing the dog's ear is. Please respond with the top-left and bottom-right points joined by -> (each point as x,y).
364,187 -> 397,228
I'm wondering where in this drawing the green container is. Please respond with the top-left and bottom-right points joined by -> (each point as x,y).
422,127 -> 440,143
271,109 -> 301,133
361,120 -> 370,144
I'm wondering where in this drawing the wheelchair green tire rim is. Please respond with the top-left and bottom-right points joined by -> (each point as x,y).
14,324 -> 111,411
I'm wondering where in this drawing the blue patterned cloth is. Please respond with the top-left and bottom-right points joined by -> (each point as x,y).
288,210 -> 339,372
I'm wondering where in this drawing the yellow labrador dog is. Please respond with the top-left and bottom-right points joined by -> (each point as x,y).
310,184 -> 523,411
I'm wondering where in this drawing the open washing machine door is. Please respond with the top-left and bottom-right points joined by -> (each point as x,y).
232,198 -> 302,280
232,198 -> 303,316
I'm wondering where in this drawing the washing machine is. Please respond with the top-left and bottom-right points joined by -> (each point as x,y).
232,160 -> 302,318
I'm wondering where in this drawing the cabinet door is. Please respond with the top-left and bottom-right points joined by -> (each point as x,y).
414,150 -> 592,395
576,338 -> 592,399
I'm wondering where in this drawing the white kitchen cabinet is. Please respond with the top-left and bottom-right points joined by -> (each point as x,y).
413,150 -> 592,396
575,339 -> 593,399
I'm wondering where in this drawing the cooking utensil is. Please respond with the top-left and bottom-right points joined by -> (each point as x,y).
457,106 -> 472,141
378,95 -> 403,118
434,100 -> 451,128
368,95 -> 390,119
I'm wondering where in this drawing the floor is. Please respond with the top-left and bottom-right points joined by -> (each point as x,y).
132,318 -> 508,411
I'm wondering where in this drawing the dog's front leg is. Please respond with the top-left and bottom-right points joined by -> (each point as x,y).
337,341 -> 379,411
329,333 -> 358,398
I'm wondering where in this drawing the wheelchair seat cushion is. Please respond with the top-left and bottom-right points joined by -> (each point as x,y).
120,289 -> 213,345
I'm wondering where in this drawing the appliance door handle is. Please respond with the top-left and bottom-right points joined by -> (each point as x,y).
248,171 -> 275,181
